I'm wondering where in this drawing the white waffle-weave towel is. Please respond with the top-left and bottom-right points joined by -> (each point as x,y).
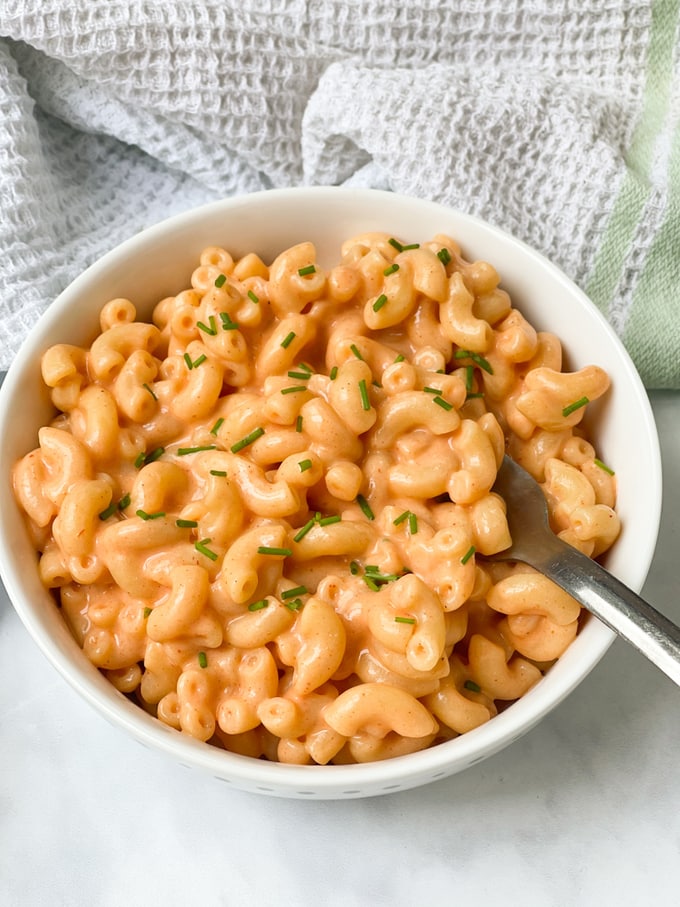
1,1 -> 679,385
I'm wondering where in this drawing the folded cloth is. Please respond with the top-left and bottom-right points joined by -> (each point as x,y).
0,1 -> 678,386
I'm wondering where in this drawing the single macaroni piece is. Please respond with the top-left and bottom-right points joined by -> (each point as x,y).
13,230 -> 620,765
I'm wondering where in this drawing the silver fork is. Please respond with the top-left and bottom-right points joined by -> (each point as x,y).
491,455 -> 680,686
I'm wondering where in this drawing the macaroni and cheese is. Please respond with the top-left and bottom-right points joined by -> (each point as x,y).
12,231 -> 619,765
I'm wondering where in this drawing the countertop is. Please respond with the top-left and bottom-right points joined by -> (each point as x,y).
2,391 -> 679,907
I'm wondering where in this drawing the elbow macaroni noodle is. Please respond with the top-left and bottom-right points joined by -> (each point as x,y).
13,231 -> 620,765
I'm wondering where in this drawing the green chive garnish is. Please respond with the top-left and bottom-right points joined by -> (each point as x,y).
329,366 -> 338,380
350,344 -> 363,360
350,560 -> 360,575
176,519 -> 198,528
288,369 -> 311,380
402,243 -> 420,251
230,426 -> 265,453
359,379 -> 370,411
562,396 -> 589,417
220,313 -> 239,331
210,469 -> 227,477
318,515 -> 341,526
177,444 -> 217,456
214,274 -> 227,288
210,417 -> 224,435
423,386 -> 443,395
437,248 -> 452,266
257,546 -> 292,557
454,350 -> 493,374
284,598 -> 303,611
134,451 -> 145,468
248,599 -> 269,612
464,680 -> 481,693
395,616 -> 416,625
146,447 -> 165,464
394,354 -> 405,363
356,494 -> 374,520
197,316 -> 217,336
393,510 -> 409,526
461,545 -> 476,565
183,352 -> 194,370
408,512 -> 418,534
594,458 -> 615,475
388,238 -> 403,252
383,263 -> 400,276
198,651 -> 208,668
281,331 -> 296,349
195,538 -> 218,561
295,415 -> 303,432
143,607 -> 152,619
98,502 -> 117,521
143,382 -> 157,400
293,518 -> 316,542
118,493 -> 131,511
247,289 -> 259,304
136,509 -> 166,521
192,354 -> 207,368
373,294 -> 388,312
281,385 -> 307,395
298,265 -> 316,276
282,585 -> 308,600
298,459 -> 313,472
433,395 -> 453,411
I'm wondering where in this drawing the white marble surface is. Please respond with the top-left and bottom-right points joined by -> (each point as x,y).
2,392 -> 679,907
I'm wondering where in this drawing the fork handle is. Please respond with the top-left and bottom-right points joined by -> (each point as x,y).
536,541 -> 680,687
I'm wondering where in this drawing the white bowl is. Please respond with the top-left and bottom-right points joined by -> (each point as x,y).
0,187 -> 662,799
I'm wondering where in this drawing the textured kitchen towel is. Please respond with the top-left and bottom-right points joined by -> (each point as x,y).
0,1 -> 679,385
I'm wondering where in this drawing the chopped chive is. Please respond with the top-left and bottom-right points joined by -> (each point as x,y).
293,518 -> 316,542
350,560 -> 360,575
318,515 -> 341,526
329,366 -> 338,380
281,385 -> 307,395
210,469 -> 227,477
177,444 -> 217,456
295,415 -> 303,433
359,378 -> 370,411
248,599 -> 269,612
198,651 -> 208,668
230,426 -> 265,453
247,289 -> 259,304
408,512 -> 418,534
134,451 -> 146,468
373,294 -> 388,312
183,352 -> 194,370
118,493 -> 131,511
350,344 -> 363,360
364,565 -> 379,573
464,680 -> 481,693
142,382 -> 157,400
146,447 -> 165,464
393,510 -> 410,526
284,598 -> 303,611
176,518 -> 198,528
461,545 -> 476,565
423,386 -> 443,395
297,362 -> 313,374
298,265 -> 316,276
562,396 -> 589,417
281,331 -> 296,349
197,316 -> 217,336
594,458 -> 615,475
98,502 -> 117,521
220,312 -> 239,331
282,585 -> 308,600
402,243 -> 420,251
394,353 -> 405,363
464,365 -> 474,391
136,509 -> 166,521
195,538 -> 218,561
388,238 -> 403,252
210,417 -> 225,436
454,350 -> 493,374
395,616 -> 416,625
465,392 -> 485,400
298,459 -> 313,472
143,607 -> 152,619
363,575 -> 380,592
288,369 -> 311,380
257,546 -> 292,557
192,354 -> 207,368
356,494 -> 374,521
437,248 -> 452,266
214,274 -> 227,288
383,263 -> 400,276
433,395 -> 453,411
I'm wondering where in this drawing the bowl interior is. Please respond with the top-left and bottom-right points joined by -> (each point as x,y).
0,187 -> 662,798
